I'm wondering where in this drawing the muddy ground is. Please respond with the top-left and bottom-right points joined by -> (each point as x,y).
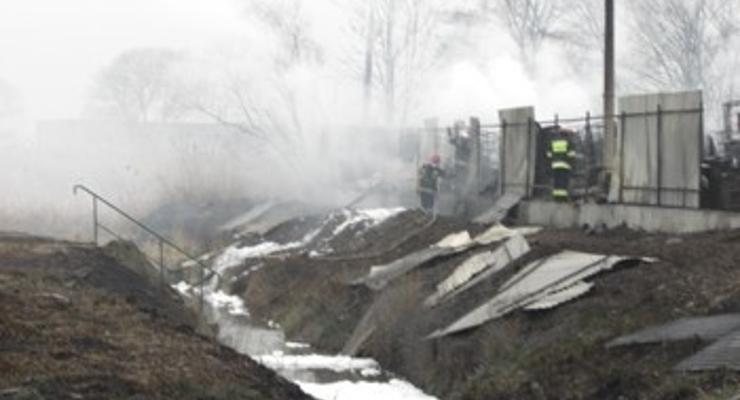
235,211 -> 740,399
0,234 -> 311,400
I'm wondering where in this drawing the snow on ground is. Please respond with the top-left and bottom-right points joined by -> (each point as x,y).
172,281 -> 193,296
285,341 -> 311,350
212,216 -> 333,273
332,208 -> 406,236
171,281 -> 249,316
298,379 -> 438,400
204,290 -> 249,316
256,352 -> 379,373
213,241 -> 297,273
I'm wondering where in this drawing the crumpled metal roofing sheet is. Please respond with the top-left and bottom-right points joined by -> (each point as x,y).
474,192 -> 524,225
359,246 -> 457,291
356,229 -> 477,290
473,223 -> 541,246
357,223 -> 541,292
428,251 -> 651,338
524,281 -> 594,311
607,314 -> 740,348
674,329 -> 740,371
424,234 -> 530,308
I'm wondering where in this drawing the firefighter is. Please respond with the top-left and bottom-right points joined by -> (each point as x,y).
418,154 -> 445,212
547,128 -> 576,201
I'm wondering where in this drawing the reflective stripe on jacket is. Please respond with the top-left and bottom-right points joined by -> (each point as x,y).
547,139 -> 575,170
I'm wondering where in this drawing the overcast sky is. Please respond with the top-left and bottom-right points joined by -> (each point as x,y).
0,0 -> 247,119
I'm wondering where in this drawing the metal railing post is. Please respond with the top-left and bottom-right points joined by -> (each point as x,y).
525,117 -> 533,198
656,105 -> 663,206
200,265 -> 205,313
500,119 -> 507,196
73,184 -> 221,314
92,197 -> 99,245
159,240 -> 165,289
619,111 -> 627,203
585,111 -> 591,197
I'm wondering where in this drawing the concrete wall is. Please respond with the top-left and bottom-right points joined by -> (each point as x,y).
518,200 -> 740,233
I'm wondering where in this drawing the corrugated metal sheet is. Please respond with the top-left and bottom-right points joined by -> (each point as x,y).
428,251 -> 651,338
424,234 -> 530,308
357,223 -> 538,292
435,231 -> 474,249
474,192 -> 524,225
474,223 -> 541,246
358,246 -> 456,291
675,330 -> 740,371
607,314 -> 740,348
524,281 -> 594,311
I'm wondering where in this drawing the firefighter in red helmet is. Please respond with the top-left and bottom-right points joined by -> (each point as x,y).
418,154 -> 445,212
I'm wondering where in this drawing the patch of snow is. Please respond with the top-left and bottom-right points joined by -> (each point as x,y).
204,290 -> 249,316
332,208 -> 405,236
285,341 -> 311,350
308,250 -> 323,258
172,281 -> 248,316
360,367 -> 382,377
214,241 -> 294,273
173,281 -> 192,296
298,379 -> 438,400
256,353 -> 379,372
213,220 -> 328,273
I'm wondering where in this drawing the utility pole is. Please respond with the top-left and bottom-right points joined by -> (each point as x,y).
604,0 -> 616,184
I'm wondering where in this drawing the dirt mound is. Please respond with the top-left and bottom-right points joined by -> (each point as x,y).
237,210 -> 472,352
0,236 -> 311,400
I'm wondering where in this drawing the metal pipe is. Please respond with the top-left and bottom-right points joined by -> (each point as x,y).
500,119 -> 507,196
604,0 -> 616,179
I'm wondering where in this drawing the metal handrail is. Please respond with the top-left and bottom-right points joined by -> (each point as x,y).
73,184 -> 220,311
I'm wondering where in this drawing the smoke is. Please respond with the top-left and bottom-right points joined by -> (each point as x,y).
3,0 -> 735,239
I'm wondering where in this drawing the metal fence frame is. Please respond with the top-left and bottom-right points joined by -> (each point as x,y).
479,112 -> 608,200
437,106 -> 702,208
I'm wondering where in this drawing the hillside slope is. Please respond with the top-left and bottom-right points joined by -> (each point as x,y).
0,233 -> 312,400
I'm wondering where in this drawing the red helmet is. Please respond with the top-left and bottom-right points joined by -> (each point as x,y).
430,154 -> 441,165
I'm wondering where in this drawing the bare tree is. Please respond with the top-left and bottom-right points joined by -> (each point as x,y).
489,0 -> 564,73
559,0 -> 604,74
247,0 -> 323,68
343,0 -> 444,126
628,0 -> 739,100
90,48 -> 186,122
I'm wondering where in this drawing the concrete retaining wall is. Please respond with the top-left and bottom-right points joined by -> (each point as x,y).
518,201 -> 740,233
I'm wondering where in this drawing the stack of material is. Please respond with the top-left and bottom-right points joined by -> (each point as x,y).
429,251 -> 654,338
356,224 -> 540,291
424,234 -> 530,308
